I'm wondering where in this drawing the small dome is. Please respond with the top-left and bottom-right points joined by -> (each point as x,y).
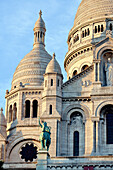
45,53 -> 62,74
34,10 -> 46,30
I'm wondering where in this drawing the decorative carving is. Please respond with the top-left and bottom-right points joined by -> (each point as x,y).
82,80 -> 92,87
106,30 -> 112,37
71,116 -> 82,126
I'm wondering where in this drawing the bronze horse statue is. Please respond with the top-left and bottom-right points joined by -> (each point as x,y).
39,118 -> 51,151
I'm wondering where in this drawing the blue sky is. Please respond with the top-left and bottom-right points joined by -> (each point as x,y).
0,0 -> 81,113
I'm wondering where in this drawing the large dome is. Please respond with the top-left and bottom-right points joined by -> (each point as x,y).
11,11 -> 52,89
74,0 -> 113,28
64,0 -> 113,80
12,45 -> 51,89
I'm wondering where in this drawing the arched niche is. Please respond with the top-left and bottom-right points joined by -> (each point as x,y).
100,50 -> 113,86
62,103 -> 90,122
67,110 -> 85,156
98,103 -> 113,154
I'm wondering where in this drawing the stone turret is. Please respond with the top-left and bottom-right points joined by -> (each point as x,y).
42,53 -> 63,117
33,10 -> 46,48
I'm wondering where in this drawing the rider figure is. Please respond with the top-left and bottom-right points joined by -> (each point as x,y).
39,118 -> 51,151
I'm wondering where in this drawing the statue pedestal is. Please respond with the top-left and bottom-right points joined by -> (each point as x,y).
36,149 -> 49,170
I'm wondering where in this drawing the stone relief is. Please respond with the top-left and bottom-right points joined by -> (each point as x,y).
106,30 -> 112,37
81,80 -> 92,87
72,116 -> 82,125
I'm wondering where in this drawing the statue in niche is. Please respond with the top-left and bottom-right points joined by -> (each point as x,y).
71,115 -> 82,126
105,58 -> 113,86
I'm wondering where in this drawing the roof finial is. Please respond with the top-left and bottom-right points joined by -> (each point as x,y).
53,53 -> 55,59
0,108 -> 3,114
39,10 -> 42,18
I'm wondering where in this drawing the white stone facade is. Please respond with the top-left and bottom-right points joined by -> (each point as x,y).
1,0 -> 113,169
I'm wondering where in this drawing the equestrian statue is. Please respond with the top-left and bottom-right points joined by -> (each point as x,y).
39,118 -> 51,151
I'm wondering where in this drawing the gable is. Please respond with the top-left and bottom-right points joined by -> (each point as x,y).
62,65 -> 93,97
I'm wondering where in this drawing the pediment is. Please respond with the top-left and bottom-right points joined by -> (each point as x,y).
62,65 -> 93,90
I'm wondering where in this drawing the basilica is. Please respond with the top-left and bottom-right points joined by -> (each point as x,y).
1,0 -> 113,169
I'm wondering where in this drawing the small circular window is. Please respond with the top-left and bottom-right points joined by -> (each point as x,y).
20,142 -> 38,162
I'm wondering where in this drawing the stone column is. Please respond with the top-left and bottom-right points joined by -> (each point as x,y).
36,149 -> 48,170
17,91 -> 22,121
30,102 -> 33,118
23,103 -> 25,119
96,121 -> 99,153
94,62 -> 96,81
93,121 -> 96,153
97,61 -> 101,82
92,117 -> 100,154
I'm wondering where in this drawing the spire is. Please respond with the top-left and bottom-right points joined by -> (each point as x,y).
53,53 -> 56,59
33,10 -> 46,48
0,108 -> 3,114
39,10 -> 42,18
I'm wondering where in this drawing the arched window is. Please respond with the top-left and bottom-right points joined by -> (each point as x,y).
100,105 -> 113,144
87,28 -> 90,35
9,105 -> 13,123
40,31 -> 42,38
33,100 -> 38,118
73,70 -> 77,77
73,131 -> 79,156
51,79 -> 53,86
49,105 -> 52,115
95,26 -> 97,33
110,23 -> 112,31
106,113 -> 113,144
101,25 -> 104,32
13,103 -> 17,121
81,65 -> 88,71
25,100 -> 30,118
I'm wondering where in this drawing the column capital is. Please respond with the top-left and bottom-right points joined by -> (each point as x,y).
91,116 -> 100,122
